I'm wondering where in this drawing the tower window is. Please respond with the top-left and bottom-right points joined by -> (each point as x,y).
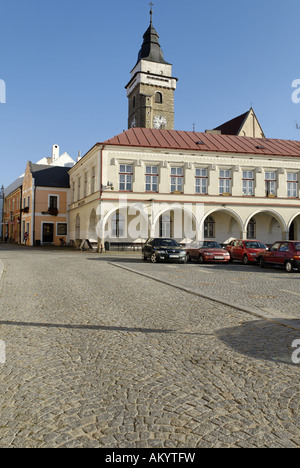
155,92 -> 163,104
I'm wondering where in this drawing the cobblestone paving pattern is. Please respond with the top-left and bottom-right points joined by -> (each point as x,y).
114,256 -> 300,320
0,245 -> 299,448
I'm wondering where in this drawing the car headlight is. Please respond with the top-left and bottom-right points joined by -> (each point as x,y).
204,252 -> 213,255
180,251 -> 186,256
156,250 -> 166,254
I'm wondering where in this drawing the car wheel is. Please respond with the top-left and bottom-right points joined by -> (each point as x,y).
256,256 -> 262,266
151,253 -> 158,264
242,254 -> 249,265
285,261 -> 294,273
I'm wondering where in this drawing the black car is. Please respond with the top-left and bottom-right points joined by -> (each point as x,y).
142,238 -> 187,264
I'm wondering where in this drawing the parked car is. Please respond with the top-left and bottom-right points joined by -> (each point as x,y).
258,241 -> 300,272
142,238 -> 187,263
225,239 -> 267,265
185,240 -> 230,264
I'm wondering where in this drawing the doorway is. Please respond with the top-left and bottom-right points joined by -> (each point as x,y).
43,223 -> 54,243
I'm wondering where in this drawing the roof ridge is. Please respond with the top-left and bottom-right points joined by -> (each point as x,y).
101,128 -> 300,157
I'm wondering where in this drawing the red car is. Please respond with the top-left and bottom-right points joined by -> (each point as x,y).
185,241 -> 230,263
226,239 -> 266,265
258,241 -> 300,272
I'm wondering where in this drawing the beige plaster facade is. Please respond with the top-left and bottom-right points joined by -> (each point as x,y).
68,145 -> 101,247
68,130 -> 300,250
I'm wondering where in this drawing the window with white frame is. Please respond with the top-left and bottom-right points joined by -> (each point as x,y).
170,167 -> 183,193
119,164 -> 133,192
242,170 -> 254,196
57,223 -> 67,236
287,173 -> 298,198
219,169 -> 231,195
49,196 -> 58,210
159,213 -> 172,237
145,166 -> 158,192
195,168 -> 208,194
265,171 -> 276,196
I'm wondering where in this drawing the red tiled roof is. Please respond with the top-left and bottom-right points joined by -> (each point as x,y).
102,128 -> 300,158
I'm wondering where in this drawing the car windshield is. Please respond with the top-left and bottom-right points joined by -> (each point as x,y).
244,241 -> 266,249
154,239 -> 179,247
201,241 -> 221,249
188,241 -> 221,249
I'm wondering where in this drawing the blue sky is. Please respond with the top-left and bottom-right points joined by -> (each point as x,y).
1,0 -> 300,187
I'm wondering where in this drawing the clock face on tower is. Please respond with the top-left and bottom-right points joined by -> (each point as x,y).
153,115 -> 167,129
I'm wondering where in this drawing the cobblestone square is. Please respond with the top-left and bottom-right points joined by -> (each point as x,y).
0,245 -> 299,448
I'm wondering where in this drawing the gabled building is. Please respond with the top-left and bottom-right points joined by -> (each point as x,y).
212,107 -> 265,138
36,144 -> 76,168
3,177 -> 23,243
22,162 -> 70,246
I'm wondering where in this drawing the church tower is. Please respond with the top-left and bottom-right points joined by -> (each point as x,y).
125,5 -> 177,130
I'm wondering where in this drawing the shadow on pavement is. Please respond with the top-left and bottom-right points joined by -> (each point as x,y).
0,319 -> 207,336
216,319 -> 300,366
87,255 -> 142,263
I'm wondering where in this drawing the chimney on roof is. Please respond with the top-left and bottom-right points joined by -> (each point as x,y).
77,150 -> 81,162
52,144 -> 59,162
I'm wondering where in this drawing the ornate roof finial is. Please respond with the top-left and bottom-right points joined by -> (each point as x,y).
149,2 -> 154,24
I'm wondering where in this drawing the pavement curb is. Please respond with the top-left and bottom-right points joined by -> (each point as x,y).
109,262 -> 300,332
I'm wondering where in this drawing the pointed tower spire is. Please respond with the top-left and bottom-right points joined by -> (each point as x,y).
126,4 -> 178,130
136,3 -> 169,65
